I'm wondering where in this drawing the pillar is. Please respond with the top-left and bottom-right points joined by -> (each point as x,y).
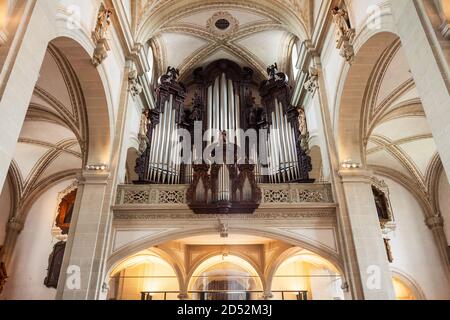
340,169 -> 396,300
311,54 -> 395,300
389,0 -> 450,183
56,171 -> 110,300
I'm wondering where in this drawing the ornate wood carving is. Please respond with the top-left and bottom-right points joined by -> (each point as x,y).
44,241 -> 66,289
259,63 -> 313,182
135,66 -> 187,183
187,139 -> 261,214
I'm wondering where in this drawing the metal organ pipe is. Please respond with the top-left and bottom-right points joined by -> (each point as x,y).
214,77 -> 220,141
207,86 -> 213,144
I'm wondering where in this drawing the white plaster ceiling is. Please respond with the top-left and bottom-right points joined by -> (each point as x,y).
10,49 -> 84,197
366,46 -> 437,184
152,5 -> 294,80
175,234 -> 274,245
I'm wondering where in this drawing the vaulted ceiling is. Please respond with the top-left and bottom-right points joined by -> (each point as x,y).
135,0 -> 310,81
364,39 -> 438,195
7,45 -> 86,210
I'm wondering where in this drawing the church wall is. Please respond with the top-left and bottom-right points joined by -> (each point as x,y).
346,0 -> 386,30
304,92 -> 330,181
382,176 -> 450,299
0,179 -> 12,246
438,171 -> 450,246
320,25 -> 345,129
119,94 -> 142,184
1,179 -> 75,300
48,0 -> 127,128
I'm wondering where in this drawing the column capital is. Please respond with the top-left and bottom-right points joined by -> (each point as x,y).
426,214 -> 444,230
7,218 -> 23,232
339,168 -> 374,183
80,171 -> 110,185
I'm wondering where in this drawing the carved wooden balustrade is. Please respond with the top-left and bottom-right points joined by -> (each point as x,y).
115,183 -> 333,207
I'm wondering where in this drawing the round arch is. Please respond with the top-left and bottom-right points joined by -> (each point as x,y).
109,251 -> 182,300
336,31 -> 399,165
186,252 -> 265,293
264,247 -> 344,294
333,10 -> 400,164
106,227 -> 344,286
391,268 -> 426,300
186,254 -> 264,300
136,0 -> 309,44
49,36 -> 112,166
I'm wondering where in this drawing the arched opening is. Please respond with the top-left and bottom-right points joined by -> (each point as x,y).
108,251 -> 180,300
188,255 -> 263,300
336,31 -> 398,164
391,271 -> 425,300
0,35 -> 111,300
271,250 -> 344,300
106,231 -> 344,301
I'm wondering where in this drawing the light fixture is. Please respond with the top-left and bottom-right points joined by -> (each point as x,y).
341,160 -> 361,169
86,164 -> 108,171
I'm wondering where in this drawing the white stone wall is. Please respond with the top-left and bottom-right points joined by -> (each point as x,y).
1,179 -> 75,300
383,176 -> 450,299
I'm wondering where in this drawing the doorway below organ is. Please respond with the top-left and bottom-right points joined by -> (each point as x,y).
106,234 -> 345,300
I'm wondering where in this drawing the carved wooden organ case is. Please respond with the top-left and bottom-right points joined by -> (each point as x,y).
135,60 -> 313,214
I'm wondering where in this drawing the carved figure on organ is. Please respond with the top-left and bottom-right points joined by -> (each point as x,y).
267,63 -> 278,80
189,93 -> 204,122
159,66 -> 180,84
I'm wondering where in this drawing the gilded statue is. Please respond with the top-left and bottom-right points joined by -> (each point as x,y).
331,6 -> 351,39
95,7 -> 113,39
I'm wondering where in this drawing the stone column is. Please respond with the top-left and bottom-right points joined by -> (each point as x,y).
0,1 -> 57,191
56,62 -> 135,300
56,171 -> 110,300
389,0 -> 450,183
305,49 -> 396,300
339,169 -> 396,300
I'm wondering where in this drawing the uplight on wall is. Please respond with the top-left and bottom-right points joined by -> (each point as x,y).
86,164 -> 108,171
341,160 -> 362,169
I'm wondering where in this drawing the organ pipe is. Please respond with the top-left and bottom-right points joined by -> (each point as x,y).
136,60 -> 313,188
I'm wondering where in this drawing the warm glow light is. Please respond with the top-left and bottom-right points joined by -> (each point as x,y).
341,160 -> 361,169
393,277 -> 416,300
86,164 -> 109,171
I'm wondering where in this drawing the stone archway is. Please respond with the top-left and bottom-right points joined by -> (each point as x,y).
336,31 -> 399,165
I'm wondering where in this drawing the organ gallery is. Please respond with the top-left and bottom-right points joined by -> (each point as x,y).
135,59 -> 313,214
0,0 -> 449,302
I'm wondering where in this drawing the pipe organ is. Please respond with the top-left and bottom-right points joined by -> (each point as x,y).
259,63 -> 313,183
135,67 -> 186,184
135,60 -> 313,214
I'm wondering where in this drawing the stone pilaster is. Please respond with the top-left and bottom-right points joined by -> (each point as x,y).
339,169 -> 396,300
56,171 -> 110,300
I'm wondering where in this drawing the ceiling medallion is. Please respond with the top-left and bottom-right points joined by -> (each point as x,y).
206,12 -> 239,37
